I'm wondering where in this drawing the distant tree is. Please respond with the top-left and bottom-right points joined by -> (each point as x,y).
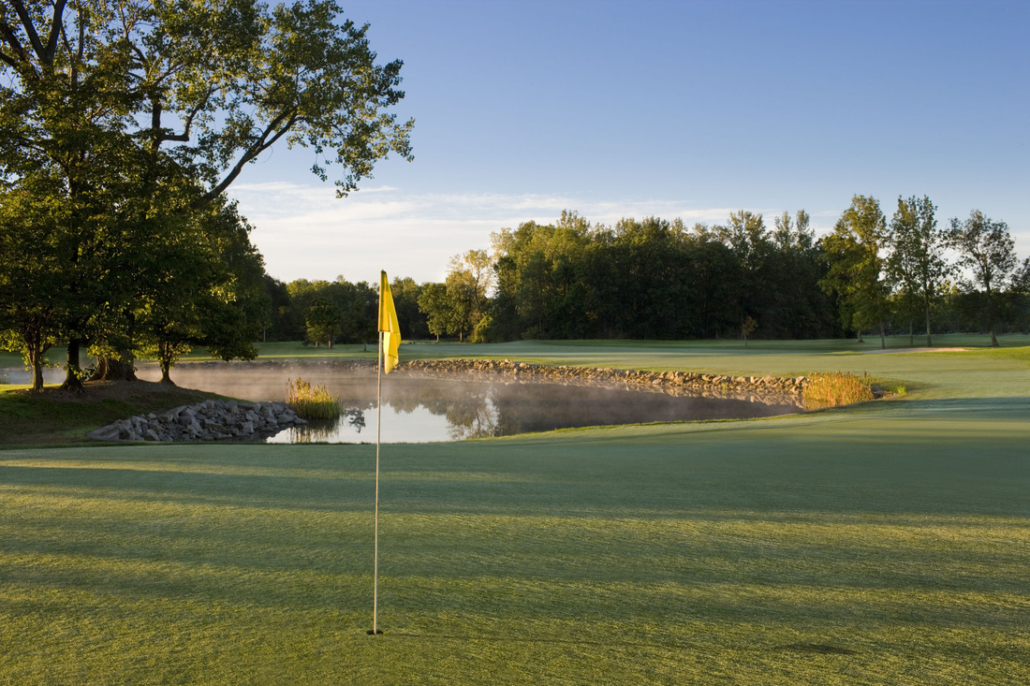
390,277 -> 429,339
820,195 -> 890,347
263,276 -> 300,341
1011,258 -> 1030,334
444,250 -> 493,341
305,298 -> 345,348
417,283 -> 452,342
767,210 -> 832,339
773,210 -> 815,251
887,196 -> 951,347
947,210 -> 1018,347
722,210 -> 771,340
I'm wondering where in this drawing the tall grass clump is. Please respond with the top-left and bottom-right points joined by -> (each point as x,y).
803,372 -> 874,410
285,377 -> 341,420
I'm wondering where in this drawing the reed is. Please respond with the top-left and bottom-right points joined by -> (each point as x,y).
803,371 -> 874,410
285,377 -> 341,420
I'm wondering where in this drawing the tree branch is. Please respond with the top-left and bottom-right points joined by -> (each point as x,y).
196,109 -> 299,207
150,87 -> 214,150
0,16 -> 27,62
42,0 -> 66,63
0,46 -> 16,67
9,0 -> 46,63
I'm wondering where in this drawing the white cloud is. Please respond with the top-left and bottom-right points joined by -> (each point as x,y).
228,183 -> 851,283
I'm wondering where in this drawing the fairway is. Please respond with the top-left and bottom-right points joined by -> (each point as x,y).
1,341 -> 1028,684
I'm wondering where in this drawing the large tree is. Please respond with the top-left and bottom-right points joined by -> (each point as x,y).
0,178 -> 67,391
443,250 -> 493,342
1,0 -> 412,385
721,210 -> 770,342
886,196 -> 950,347
820,195 -> 890,347
947,210 -> 1018,347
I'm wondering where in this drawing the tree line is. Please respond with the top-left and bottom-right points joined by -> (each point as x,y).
263,197 -> 1028,353
420,200 -> 1028,346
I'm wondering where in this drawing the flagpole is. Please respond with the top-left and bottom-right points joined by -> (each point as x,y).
371,324 -> 383,635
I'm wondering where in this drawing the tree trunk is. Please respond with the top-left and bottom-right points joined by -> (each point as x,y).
925,300 -> 932,348
879,322 -> 886,349
61,339 -> 83,391
986,284 -> 999,347
909,320 -> 914,348
94,354 -> 137,381
32,362 -> 44,392
28,343 -> 44,392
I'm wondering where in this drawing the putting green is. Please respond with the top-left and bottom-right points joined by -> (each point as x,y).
1,338 -> 1028,684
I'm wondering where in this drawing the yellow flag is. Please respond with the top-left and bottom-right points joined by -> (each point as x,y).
379,271 -> 401,374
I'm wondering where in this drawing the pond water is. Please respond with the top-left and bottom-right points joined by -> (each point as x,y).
0,366 -> 65,385
135,364 -> 802,443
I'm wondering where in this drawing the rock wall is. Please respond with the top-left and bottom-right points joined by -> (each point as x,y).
88,399 -> 307,443
394,358 -> 807,406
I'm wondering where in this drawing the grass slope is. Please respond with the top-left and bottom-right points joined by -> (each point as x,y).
0,382 -> 223,446
1,338 -> 1028,684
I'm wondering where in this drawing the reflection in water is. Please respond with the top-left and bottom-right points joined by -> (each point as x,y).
284,409 -> 367,443
135,364 -> 802,444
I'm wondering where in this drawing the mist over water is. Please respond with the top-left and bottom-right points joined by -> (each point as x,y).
0,367 -> 65,385
135,363 -> 802,443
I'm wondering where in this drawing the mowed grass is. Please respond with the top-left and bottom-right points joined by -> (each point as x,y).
1,337 -> 1029,684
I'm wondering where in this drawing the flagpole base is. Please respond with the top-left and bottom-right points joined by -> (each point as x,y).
367,629 -> 383,635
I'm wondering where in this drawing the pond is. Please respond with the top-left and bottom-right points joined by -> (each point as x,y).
134,364 -> 802,443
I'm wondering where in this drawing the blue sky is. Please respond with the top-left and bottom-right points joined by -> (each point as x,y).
231,0 -> 1029,284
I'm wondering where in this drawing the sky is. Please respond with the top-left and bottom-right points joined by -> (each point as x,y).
229,0 -> 1030,284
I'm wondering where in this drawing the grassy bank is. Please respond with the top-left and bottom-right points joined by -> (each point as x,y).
0,382 -> 224,446
1,338 -> 1028,683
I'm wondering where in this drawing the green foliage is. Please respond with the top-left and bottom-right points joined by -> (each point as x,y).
304,298 -> 345,348
285,277 -> 378,346
0,179 -> 66,391
489,211 -> 835,342
470,313 -> 495,343
390,276 -> 430,340
285,377 -> 341,420
417,282 -> 452,341
820,195 -> 891,346
886,196 -> 950,347
947,211 -> 1019,346
443,250 -> 493,341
